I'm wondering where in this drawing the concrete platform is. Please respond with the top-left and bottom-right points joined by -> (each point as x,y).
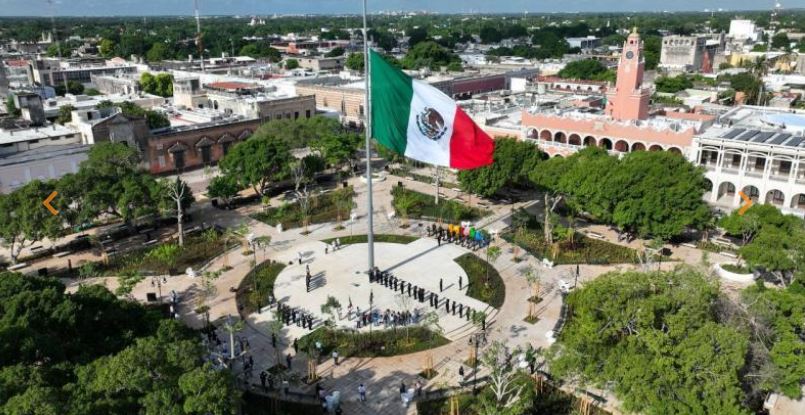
253,238 -> 495,341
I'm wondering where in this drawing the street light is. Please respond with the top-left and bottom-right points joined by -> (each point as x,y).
470,331 -> 485,395
151,276 -> 163,302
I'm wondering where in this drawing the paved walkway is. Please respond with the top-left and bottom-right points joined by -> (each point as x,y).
49,171 -> 750,415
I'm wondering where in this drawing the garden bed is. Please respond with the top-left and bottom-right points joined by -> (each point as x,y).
453,253 -> 505,308
298,326 -> 448,358
391,187 -> 490,223
504,227 -> 638,265
251,188 -> 355,230
389,168 -> 459,190
237,261 -> 287,316
101,231 -> 227,276
321,234 -> 419,246
720,263 -> 752,274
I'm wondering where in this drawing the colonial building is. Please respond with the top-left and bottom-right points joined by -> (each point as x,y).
523,30 -> 715,159
692,106 -> 805,217
146,118 -> 262,175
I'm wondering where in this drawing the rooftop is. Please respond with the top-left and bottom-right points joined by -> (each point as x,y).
0,124 -> 78,145
698,106 -> 805,150
0,143 -> 89,167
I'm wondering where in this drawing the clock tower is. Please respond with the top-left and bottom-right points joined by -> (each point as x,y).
605,28 -> 651,121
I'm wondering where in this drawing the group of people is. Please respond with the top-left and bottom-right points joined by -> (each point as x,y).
276,301 -> 315,330
428,223 -> 489,251
323,238 -> 342,255
357,308 -> 420,329
368,267 -> 480,324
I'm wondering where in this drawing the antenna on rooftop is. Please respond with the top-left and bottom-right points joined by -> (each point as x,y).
194,0 -> 205,73
46,0 -> 69,94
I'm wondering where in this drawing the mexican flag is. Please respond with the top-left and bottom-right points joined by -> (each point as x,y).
369,50 -> 495,170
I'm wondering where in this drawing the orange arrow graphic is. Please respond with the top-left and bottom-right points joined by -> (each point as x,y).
43,191 -> 59,215
738,191 -> 753,216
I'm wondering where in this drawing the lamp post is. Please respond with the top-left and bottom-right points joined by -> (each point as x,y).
151,276 -> 163,302
471,331 -> 483,395
247,233 -> 260,310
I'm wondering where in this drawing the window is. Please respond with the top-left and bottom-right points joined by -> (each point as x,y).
731,154 -> 741,167
294,111 -> 299,119
779,161 -> 792,174
306,109 -> 311,118
200,145 -> 212,164
754,158 -> 765,170
359,105 -> 364,116
222,141 -> 232,155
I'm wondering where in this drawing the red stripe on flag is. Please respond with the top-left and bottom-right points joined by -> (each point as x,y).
449,107 -> 495,170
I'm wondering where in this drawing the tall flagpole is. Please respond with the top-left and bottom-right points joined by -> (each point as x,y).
362,0 -> 375,272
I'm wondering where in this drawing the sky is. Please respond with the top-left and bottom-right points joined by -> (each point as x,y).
0,0 -> 802,16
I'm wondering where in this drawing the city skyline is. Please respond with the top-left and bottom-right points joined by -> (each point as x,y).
0,0 -> 797,17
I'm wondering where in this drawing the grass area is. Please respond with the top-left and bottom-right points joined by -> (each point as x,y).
101,231 -> 227,276
298,326 -> 449,358
251,188 -> 354,230
237,261 -> 287,316
721,263 -> 753,274
504,227 -> 638,265
321,234 -> 419,245
417,393 -> 477,415
241,391 -> 321,415
454,253 -> 505,308
391,186 -> 490,223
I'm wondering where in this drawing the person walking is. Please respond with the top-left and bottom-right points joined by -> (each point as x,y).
459,365 -> 466,382
399,381 -> 407,402
293,338 -> 299,354
458,276 -> 463,290
286,353 -> 292,369
259,371 -> 267,391
439,278 -> 443,292
332,350 -> 339,366
297,251 -> 302,265
358,383 -> 367,402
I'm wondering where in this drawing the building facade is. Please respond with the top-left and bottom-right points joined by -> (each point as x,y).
660,35 -> 706,72
691,106 -> 805,217
146,118 -> 262,174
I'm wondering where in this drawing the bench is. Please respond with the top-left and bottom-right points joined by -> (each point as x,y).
7,263 -> 28,271
721,251 -> 738,258
53,251 -> 71,258
144,239 -> 159,247
681,243 -> 697,249
30,246 -> 44,252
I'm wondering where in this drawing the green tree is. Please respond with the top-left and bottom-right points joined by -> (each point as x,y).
458,138 -> 545,198
5,96 -> 21,117
310,130 -> 361,177
550,269 -> 751,415
56,104 -> 75,124
99,38 -> 116,57
146,243 -> 181,274
146,42 -> 170,62
771,32 -> 791,50
0,181 -> 63,264
407,27 -> 429,47
178,365 -> 237,415
558,59 -> 609,80
284,58 -> 299,70
402,41 -> 461,70
655,74 -> 694,93
207,175 -> 240,208
479,25 -> 503,44
140,72 -> 173,97
346,52 -> 365,71
325,46 -> 345,57
218,133 -> 290,196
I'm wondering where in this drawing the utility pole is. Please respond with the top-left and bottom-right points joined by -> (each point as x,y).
194,0 -> 205,73
362,0 -> 375,272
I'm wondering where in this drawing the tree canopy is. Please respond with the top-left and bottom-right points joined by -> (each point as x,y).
557,59 -> 615,82
530,148 -> 711,239
457,138 -> 546,198
550,269 -> 751,415
0,272 -> 238,414
401,41 -> 462,71
218,131 -> 290,196
140,72 -> 174,97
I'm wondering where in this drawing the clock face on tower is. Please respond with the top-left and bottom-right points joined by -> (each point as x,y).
625,51 -> 635,60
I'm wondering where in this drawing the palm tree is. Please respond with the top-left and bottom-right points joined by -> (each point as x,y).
221,223 -> 248,269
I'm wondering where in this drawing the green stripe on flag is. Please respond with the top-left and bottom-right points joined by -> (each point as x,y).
370,50 -> 413,155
